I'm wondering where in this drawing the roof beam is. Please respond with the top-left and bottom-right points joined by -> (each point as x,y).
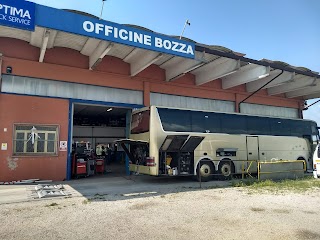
166,59 -> 205,82
195,45 -> 320,79
194,58 -> 240,86
222,64 -> 270,89
268,76 -> 315,95
162,52 -> 205,81
46,30 -> 57,48
81,38 -> 101,56
30,27 -> 57,62
286,79 -> 320,98
30,27 -> 45,47
124,49 -> 163,76
89,42 -> 113,70
131,53 -> 163,76
123,48 -> 140,62
246,70 -> 295,92
39,30 -> 50,63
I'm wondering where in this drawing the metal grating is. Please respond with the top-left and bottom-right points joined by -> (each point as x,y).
35,184 -> 70,199
35,184 -> 64,191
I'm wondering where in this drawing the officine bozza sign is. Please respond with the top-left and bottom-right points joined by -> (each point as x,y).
35,4 -> 195,59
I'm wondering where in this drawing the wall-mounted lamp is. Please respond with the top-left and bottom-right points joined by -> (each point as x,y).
6,66 -> 12,74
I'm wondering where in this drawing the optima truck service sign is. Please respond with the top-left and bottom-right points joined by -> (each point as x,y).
0,0 -> 35,31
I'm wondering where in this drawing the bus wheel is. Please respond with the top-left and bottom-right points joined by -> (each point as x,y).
219,161 -> 234,180
197,161 -> 214,182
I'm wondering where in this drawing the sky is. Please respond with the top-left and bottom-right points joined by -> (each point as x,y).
28,0 -> 320,125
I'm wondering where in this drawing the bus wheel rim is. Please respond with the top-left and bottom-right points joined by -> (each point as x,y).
200,164 -> 211,177
221,164 -> 231,176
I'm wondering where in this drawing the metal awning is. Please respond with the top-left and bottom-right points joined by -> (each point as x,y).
0,21 -> 319,100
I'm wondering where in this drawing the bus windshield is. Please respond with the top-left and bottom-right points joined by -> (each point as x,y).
130,110 -> 150,134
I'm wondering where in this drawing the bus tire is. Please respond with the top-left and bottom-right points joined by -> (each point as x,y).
218,160 -> 234,180
196,160 -> 214,182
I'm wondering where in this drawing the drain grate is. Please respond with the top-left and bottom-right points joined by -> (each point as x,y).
34,184 -> 71,199
35,184 -> 64,191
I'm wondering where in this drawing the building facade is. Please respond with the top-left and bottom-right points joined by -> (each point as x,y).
0,1 -> 319,182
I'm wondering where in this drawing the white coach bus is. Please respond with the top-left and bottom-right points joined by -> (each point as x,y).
118,106 -> 319,181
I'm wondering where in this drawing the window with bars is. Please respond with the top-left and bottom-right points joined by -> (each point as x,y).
13,125 -> 59,155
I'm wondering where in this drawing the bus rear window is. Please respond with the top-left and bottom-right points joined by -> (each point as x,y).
131,110 -> 150,134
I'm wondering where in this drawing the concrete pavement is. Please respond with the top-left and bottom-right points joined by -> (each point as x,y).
0,175 -> 232,204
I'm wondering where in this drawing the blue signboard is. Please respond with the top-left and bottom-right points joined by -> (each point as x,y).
35,5 -> 195,59
0,0 -> 35,31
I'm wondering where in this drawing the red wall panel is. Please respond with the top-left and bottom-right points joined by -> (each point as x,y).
0,94 -> 69,182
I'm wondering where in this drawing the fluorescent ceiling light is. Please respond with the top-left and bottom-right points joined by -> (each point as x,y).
106,108 -> 113,112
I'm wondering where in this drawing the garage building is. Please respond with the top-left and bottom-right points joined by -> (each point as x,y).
0,1 -> 319,182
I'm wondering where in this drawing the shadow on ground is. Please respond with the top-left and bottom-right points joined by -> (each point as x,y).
63,174 -> 235,202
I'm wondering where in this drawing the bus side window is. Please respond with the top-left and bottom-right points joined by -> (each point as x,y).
318,145 -> 320,158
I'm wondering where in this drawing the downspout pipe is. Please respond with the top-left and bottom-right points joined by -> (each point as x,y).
238,70 -> 284,113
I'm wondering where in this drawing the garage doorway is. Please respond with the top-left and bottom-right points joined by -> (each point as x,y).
71,103 -> 132,179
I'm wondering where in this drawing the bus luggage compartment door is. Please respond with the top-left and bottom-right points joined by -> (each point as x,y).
246,136 -> 259,173
160,135 -> 204,175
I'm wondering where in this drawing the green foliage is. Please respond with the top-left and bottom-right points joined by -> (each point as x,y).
231,179 -> 256,187
232,177 -> 320,193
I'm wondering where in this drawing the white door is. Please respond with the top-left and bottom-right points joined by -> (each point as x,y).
246,136 -> 259,173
